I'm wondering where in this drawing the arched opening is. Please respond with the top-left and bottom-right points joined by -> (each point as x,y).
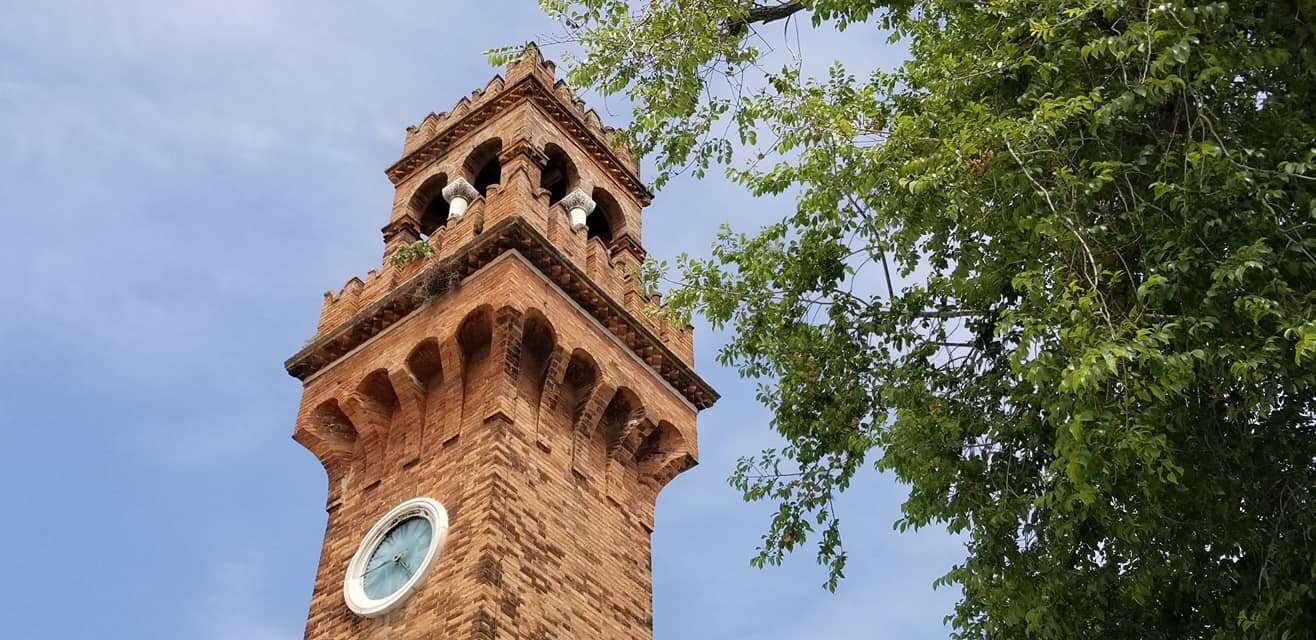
519,310 -> 556,405
304,399 -> 359,500
540,144 -> 578,204
559,350 -> 598,426
637,420 -> 687,469
410,174 -> 450,238
309,399 -> 359,452
357,370 -> 400,418
588,187 -> 621,243
465,139 -> 503,195
599,387 -> 643,458
457,306 -> 494,418
457,306 -> 493,364
406,339 -> 443,392
352,369 -> 399,487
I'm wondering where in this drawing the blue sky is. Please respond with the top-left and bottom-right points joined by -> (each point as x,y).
0,2 -> 961,637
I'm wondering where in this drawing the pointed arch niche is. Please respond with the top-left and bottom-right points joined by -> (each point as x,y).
456,305 -> 494,422
518,310 -> 557,409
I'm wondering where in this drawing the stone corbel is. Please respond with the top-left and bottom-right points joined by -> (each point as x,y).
442,177 -> 480,218
500,137 -> 548,167
609,232 -> 646,262
559,188 -> 596,230
381,217 -> 420,247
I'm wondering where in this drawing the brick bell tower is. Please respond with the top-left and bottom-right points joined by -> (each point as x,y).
284,44 -> 718,640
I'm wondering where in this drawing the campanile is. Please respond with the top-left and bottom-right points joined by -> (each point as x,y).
284,45 -> 718,640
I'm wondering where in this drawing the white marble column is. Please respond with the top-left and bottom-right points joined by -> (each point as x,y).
441,177 -> 480,218
559,188 -> 596,230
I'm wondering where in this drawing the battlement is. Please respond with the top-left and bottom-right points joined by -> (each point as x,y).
400,45 -> 638,174
387,43 -> 646,202
314,180 -> 694,367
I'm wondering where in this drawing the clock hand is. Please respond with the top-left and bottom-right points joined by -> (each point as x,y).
363,555 -> 400,576
398,556 -> 414,574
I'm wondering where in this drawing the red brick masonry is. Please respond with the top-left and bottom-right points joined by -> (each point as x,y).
285,44 -> 717,640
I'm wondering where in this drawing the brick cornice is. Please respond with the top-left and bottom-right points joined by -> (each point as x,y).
285,218 -> 718,410
384,75 -> 653,205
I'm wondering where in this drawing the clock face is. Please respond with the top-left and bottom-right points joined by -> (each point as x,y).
344,497 -> 449,617
362,516 -> 433,599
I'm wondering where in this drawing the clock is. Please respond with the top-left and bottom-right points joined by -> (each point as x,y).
344,497 -> 450,617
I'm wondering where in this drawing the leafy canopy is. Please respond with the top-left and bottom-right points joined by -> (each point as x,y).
511,0 -> 1316,637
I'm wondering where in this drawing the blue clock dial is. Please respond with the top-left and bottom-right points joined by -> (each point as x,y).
362,516 -> 433,600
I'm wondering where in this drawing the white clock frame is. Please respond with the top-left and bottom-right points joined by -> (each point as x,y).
343,497 -> 450,617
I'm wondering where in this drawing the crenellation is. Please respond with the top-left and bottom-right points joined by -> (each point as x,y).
552,80 -> 572,101
314,187 -> 695,365
452,95 -> 472,119
402,112 -> 442,155
358,267 -> 388,306
401,72 -> 511,157
505,41 -> 555,85
390,45 -> 642,191
318,276 -> 364,333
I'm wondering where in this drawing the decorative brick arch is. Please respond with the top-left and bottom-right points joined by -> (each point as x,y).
457,305 -> 494,362
637,420 -> 695,492
457,305 -> 495,422
338,369 -> 399,489
555,349 -> 598,425
463,138 -> 503,195
296,398 -> 359,503
518,308 -> 557,406
408,173 -> 451,237
539,142 -> 579,205
588,186 -> 625,243
598,386 -> 644,460
405,338 -> 443,392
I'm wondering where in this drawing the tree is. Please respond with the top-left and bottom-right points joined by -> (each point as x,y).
501,1 -> 1316,637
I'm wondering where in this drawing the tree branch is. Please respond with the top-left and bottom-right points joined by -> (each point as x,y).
747,1 -> 805,24
726,2 -> 806,35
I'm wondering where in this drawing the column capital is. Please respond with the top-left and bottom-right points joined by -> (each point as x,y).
442,177 -> 480,218
442,177 -> 479,204
560,188 -> 596,230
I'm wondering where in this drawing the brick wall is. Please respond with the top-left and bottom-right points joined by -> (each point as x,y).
293,255 -> 699,640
